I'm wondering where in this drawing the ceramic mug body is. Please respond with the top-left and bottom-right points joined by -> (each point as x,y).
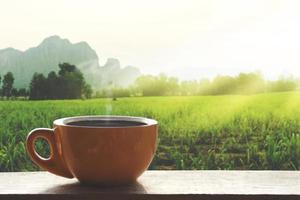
26,116 -> 158,185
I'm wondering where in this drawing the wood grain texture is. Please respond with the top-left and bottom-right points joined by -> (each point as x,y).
0,171 -> 300,200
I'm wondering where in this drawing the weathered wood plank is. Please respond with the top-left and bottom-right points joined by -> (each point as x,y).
0,171 -> 300,200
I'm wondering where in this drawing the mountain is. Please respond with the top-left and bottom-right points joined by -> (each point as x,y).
0,35 -> 141,89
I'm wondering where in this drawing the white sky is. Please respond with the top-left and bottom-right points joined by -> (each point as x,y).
0,0 -> 300,80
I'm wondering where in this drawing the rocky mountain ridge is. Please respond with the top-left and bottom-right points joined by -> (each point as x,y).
0,35 -> 141,88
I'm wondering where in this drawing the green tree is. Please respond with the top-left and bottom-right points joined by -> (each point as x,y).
18,88 -> 28,97
235,72 -> 265,94
58,63 -> 76,76
57,63 -> 85,99
135,74 -> 179,96
82,84 -> 93,99
47,71 -> 58,99
209,75 -> 236,95
11,88 -> 18,97
29,73 -> 47,100
165,77 -> 179,95
111,87 -> 131,98
2,72 -> 14,98
180,79 -> 210,95
29,63 -> 88,100
268,79 -> 297,92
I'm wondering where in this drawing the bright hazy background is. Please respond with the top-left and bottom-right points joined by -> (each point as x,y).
0,0 -> 299,80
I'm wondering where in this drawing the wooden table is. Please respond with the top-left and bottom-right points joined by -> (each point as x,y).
0,171 -> 300,199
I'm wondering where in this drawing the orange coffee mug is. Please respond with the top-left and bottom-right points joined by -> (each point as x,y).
26,116 -> 158,185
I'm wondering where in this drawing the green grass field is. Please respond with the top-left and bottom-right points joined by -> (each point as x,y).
1,92 -> 300,171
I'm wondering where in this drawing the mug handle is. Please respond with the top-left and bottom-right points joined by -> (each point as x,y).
26,128 -> 73,178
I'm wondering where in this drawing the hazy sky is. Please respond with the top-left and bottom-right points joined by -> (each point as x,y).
0,0 -> 300,80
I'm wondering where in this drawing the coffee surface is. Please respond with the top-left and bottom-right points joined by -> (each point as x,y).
67,120 -> 147,127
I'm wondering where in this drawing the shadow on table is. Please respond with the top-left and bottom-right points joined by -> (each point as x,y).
43,181 -> 147,194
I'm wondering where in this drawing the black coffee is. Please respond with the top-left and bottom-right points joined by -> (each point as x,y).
67,120 -> 146,127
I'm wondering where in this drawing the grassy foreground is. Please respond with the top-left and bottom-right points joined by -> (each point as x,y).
1,92 -> 300,171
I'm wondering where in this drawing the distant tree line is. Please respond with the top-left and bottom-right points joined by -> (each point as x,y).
0,63 -> 92,100
95,72 -> 298,98
0,72 -> 28,99
0,68 -> 298,100
29,63 -> 92,100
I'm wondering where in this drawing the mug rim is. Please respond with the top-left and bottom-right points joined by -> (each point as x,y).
53,115 -> 158,129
